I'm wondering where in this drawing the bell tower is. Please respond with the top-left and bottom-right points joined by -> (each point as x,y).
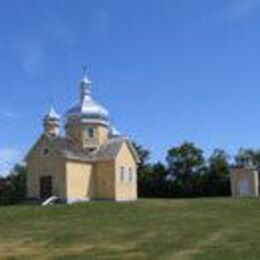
43,106 -> 60,137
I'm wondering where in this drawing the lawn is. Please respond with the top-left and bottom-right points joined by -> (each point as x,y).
0,198 -> 259,259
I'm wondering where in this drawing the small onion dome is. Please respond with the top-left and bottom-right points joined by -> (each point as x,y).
43,106 -> 60,137
65,75 -> 109,126
44,106 -> 60,121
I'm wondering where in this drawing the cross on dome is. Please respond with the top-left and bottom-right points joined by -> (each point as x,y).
80,69 -> 92,99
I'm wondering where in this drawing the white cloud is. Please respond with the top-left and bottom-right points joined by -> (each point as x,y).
0,148 -> 20,176
225,0 -> 260,21
1,112 -> 19,120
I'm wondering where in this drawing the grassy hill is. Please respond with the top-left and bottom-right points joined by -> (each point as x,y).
0,198 -> 260,259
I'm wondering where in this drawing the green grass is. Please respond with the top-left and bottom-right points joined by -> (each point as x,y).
0,198 -> 260,259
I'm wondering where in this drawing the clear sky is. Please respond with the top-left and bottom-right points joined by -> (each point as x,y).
1,0 -> 260,175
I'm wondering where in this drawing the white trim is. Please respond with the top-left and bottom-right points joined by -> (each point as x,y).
115,198 -> 137,202
66,198 -> 90,204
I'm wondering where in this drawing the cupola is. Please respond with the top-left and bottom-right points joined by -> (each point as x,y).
65,74 -> 111,148
43,106 -> 60,137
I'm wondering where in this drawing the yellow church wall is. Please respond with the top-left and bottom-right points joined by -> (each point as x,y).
65,161 -> 94,200
94,160 -> 115,199
98,125 -> 109,144
66,123 -> 108,148
26,137 -> 66,199
66,123 -> 83,145
115,142 -> 138,201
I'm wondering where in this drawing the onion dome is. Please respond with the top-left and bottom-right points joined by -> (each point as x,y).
43,106 -> 60,137
44,106 -> 60,121
65,74 -> 109,126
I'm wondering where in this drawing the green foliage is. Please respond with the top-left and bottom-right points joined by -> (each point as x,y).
136,142 -> 232,198
166,142 -> 205,178
0,164 -> 26,205
166,142 -> 206,197
132,142 -> 150,167
206,149 -> 230,196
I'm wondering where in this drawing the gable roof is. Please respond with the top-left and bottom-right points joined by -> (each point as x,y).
95,137 -> 140,163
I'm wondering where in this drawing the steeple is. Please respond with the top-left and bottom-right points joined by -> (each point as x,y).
43,106 -> 60,137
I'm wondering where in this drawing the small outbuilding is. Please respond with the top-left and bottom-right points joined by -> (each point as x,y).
230,166 -> 259,197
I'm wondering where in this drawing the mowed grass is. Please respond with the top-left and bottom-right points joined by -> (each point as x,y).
0,199 -> 260,259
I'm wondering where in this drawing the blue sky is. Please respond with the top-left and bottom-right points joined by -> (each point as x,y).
1,0 -> 260,175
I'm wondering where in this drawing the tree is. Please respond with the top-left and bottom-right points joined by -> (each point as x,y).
0,164 -> 26,205
132,142 -> 150,169
166,142 -> 206,197
132,142 -> 153,196
132,143 -> 168,197
146,162 -> 168,197
206,149 -> 230,196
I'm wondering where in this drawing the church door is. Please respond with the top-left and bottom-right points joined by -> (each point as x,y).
40,176 -> 53,199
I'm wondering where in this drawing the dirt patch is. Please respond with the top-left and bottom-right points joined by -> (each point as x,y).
172,229 -> 234,260
0,240 -> 46,258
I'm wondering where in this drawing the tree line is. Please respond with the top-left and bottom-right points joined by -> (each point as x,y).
135,142 -> 260,198
1,141 -> 260,205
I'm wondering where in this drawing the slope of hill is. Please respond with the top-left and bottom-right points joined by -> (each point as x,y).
0,198 -> 259,259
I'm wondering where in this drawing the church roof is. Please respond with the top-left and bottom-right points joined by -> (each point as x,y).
45,136 -> 139,163
94,138 -> 129,160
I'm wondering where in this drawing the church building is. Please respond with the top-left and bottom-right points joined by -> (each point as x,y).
25,74 -> 139,203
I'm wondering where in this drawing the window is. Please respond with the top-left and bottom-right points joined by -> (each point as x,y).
42,148 -> 49,156
87,128 -> 95,138
129,167 -> 133,182
120,167 -> 125,182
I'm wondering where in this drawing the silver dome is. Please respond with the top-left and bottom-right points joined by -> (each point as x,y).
65,75 -> 109,126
